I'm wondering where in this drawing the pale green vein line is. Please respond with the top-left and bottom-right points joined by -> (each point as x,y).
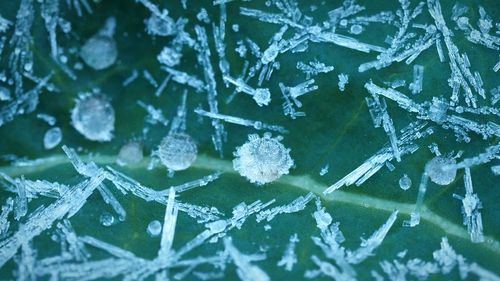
1,153 -> 499,256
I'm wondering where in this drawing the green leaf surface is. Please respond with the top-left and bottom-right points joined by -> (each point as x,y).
0,0 -> 499,280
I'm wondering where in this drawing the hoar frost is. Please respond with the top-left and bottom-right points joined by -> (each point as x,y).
158,132 -> 198,171
71,92 -> 115,142
425,155 -> 457,185
233,133 -> 294,185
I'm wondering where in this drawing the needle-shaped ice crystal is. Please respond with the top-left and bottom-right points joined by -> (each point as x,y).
195,107 -> 287,134
233,133 -> 294,185
223,237 -> 270,281
223,75 -> 271,106
409,65 -> 424,95
346,210 -> 398,264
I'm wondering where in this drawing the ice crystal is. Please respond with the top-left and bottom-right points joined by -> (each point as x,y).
71,93 -> 115,142
233,133 -> 294,185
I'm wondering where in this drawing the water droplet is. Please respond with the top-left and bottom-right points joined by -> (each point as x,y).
147,220 -> 162,237
100,212 -> 115,227
398,174 -> 412,190
43,127 -> 62,150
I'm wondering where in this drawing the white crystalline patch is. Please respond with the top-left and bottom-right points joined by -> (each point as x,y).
158,132 -> 198,171
80,35 -> 117,70
117,142 -> 143,166
43,127 -> 62,150
425,156 -> 457,185
233,133 -> 294,185
145,13 -> 176,36
253,88 -> 271,106
147,220 -> 162,237
71,93 -> 115,142
157,46 -> 182,67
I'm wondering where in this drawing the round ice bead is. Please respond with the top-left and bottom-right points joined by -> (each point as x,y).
117,141 -> 143,166
147,220 -> 162,237
43,127 -> 62,150
158,133 -> 197,171
80,35 -> 117,70
71,93 -> 115,142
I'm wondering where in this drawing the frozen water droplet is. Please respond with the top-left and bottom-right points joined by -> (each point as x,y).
117,141 -> 143,166
80,35 -> 117,70
426,156 -> 457,185
100,212 -> 115,227
350,24 -> 363,35
233,133 -> 294,185
43,127 -> 62,150
398,174 -> 412,190
71,93 -> 115,142
147,220 -> 162,237
158,133 -> 197,171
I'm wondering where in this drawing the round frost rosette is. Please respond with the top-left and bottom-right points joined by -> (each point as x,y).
233,133 -> 294,185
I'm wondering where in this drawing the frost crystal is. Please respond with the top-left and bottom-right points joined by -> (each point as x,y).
453,168 -> 484,243
80,17 -> 118,70
71,93 -> 115,142
117,142 -> 143,167
195,106 -> 287,134
158,133 -> 197,171
157,46 -> 182,67
425,155 -> 457,185
233,133 -> 294,185
277,234 -> 299,271
223,237 -> 270,281
338,74 -> 349,92
408,64 -> 424,95
224,75 -> 271,107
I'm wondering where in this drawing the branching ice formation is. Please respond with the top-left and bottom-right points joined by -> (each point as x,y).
452,168 -> 484,243
324,121 -> 433,193
195,106 -> 288,134
0,0 -> 499,279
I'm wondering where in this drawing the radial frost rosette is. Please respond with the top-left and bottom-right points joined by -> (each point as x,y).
233,133 -> 294,185
71,93 -> 115,142
158,132 -> 198,171
425,155 -> 457,185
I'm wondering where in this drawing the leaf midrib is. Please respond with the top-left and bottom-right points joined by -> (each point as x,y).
1,153 -> 499,257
